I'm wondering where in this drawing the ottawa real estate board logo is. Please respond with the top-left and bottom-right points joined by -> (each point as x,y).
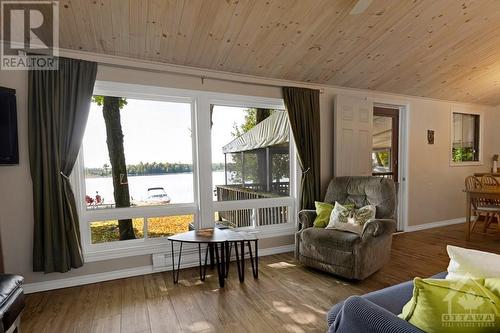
441,277 -> 497,329
1,0 -> 59,70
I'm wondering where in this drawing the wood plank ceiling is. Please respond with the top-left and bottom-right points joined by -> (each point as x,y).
58,0 -> 500,105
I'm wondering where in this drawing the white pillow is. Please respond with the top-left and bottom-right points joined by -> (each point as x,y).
326,202 -> 375,234
446,245 -> 500,279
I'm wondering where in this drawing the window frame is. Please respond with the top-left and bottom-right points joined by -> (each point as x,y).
449,108 -> 484,167
72,81 -> 298,262
73,81 -> 199,261
207,98 -> 297,233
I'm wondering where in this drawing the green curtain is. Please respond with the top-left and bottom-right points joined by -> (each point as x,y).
29,57 -> 97,273
282,87 -> 321,210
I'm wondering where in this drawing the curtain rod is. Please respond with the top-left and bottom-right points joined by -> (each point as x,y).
101,62 -> 325,94
15,47 -> 326,93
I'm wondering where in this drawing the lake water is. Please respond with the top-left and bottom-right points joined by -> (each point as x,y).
85,171 -> 226,204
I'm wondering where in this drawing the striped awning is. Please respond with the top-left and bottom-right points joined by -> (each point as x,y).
222,111 -> 289,153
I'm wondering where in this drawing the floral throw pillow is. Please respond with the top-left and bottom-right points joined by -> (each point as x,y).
326,202 -> 376,234
328,201 -> 353,224
355,205 -> 376,226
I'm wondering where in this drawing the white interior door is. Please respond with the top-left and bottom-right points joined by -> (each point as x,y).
334,95 -> 373,177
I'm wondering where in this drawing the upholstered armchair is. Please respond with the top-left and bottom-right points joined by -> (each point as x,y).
295,176 -> 397,280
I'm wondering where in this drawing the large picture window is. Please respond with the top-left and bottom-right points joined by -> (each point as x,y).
83,98 -> 194,208
74,82 -> 297,260
80,96 -> 195,245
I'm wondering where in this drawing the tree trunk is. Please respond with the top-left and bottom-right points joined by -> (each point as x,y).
256,108 -> 271,123
102,96 -> 135,240
256,109 -> 271,190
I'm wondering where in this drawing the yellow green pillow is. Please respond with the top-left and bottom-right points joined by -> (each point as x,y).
399,277 -> 500,333
313,201 -> 356,228
313,201 -> 334,228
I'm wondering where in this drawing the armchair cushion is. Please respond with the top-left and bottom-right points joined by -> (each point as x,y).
301,228 -> 360,252
299,228 -> 360,270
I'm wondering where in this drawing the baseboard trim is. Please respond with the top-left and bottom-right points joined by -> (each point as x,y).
404,217 -> 465,233
253,244 -> 294,258
23,265 -> 154,294
23,244 -> 294,294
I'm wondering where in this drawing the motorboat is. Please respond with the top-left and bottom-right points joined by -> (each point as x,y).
145,187 -> 171,204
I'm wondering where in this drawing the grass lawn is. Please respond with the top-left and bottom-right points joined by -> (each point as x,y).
90,215 -> 192,243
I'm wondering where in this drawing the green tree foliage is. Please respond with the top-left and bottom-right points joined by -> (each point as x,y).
231,108 -> 258,137
452,147 -> 475,162
127,162 -> 192,175
272,153 -> 290,182
93,95 -> 127,109
85,162 -> 225,177
374,151 -> 390,167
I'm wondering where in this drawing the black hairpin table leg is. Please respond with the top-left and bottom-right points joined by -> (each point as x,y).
240,240 -> 245,281
201,243 -> 209,281
225,242 -> 231,278
171,241 -> 183,284
254,239 -> 258,278
234,241 -> 243,282
209,243 -> 215,269
214,243 -> 225,288
247,240 -> 258,279
221,242 -> 226,282
199,243 -> 209,282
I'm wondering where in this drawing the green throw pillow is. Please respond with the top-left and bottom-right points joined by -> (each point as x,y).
313,201 -> 334,228
399,278 -> 500,333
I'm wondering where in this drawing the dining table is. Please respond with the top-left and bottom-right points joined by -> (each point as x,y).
464,187 -> 500,240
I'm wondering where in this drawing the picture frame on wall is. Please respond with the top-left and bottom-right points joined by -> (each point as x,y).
427,130 -> 435,145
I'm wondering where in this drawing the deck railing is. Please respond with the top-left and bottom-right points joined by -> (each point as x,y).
372,172 -> 394,179
216,183 -> 289,227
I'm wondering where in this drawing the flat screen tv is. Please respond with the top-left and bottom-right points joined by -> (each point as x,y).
0,87 -> 19,165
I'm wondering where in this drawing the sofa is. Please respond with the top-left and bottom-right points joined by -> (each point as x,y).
327,272 -> 447,333
0,275 -> 24,333
296,176 -> 397,280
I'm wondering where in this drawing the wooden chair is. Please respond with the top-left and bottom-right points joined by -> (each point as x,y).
465,176 -> 499,233
465,175 -> 481,191
481,174 -> 500,188
480,175 -> 500,232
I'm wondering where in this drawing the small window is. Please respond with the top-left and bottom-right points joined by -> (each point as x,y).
451,112 -> 480,163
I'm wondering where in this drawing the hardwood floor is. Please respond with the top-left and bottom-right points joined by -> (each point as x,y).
21,223 -> 499,333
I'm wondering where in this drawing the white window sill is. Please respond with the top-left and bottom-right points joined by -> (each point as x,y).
449,161 -> 483,167
83,223 -> 297,262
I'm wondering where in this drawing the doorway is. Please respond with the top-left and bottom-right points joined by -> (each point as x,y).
372,106 -> 403,230
372,107 -> 399,179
